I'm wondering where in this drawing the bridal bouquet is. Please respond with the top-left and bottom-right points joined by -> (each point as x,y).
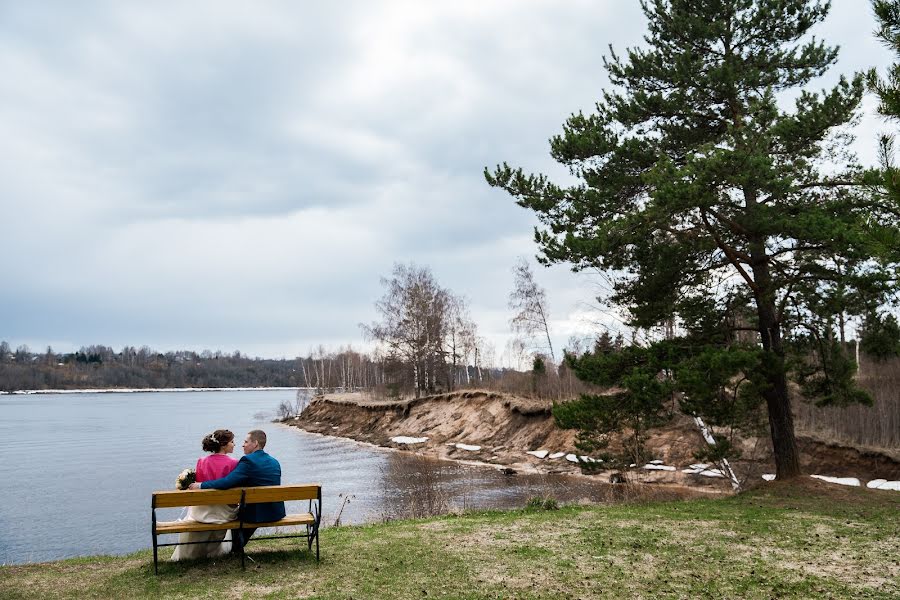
176,468 -> 196,490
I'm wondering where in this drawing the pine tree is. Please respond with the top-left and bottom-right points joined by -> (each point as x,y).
872,1 -> 900,119
487,0 -> 900,479
871,0 -> 900,257
859,311 -> 900,359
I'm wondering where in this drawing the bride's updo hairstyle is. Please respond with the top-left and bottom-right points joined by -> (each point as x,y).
202,429 -> 234,453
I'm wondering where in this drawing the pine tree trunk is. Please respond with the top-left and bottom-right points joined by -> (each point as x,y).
750,238 -> 802,479
762,364 -> 801,479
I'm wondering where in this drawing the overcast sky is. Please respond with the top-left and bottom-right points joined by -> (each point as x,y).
1,1 -> 894,363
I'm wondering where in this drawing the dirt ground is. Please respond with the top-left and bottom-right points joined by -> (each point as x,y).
286,390 -> 900,489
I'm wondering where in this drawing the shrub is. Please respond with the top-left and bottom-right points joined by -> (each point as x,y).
525,496 -> 559,511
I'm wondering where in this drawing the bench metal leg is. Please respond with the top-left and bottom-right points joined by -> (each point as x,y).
305,520 -> 320,561
240,530 -> 246,571
151,504 -> 159,575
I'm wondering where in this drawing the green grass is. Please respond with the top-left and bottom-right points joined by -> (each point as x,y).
1,480 -> 897,599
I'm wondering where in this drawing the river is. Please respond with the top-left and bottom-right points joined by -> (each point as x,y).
0,389 -> 615,565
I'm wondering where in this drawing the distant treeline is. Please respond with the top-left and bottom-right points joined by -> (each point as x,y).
0,343 -> 294,391
0,342 -> 399,392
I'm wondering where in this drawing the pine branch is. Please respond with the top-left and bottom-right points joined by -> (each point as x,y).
700,211 -> 758,293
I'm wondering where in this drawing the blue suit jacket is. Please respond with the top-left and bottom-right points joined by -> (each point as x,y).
200,450 -> 286,523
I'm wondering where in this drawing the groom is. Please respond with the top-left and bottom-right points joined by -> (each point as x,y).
189,429 -> 285,550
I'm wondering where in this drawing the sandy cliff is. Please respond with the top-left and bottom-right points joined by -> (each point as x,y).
288,390 -> 732,488
286,390 -> 900,487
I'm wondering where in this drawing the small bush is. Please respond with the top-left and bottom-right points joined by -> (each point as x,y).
276,400 -> 293,420
525,496 -> 559,511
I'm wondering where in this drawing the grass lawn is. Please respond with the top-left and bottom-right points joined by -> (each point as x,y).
1,479 -> 897,599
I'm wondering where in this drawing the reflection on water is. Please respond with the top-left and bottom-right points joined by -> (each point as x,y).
373,452 -> 613,523
271,425 -> 623,528
0,390 -> 661,565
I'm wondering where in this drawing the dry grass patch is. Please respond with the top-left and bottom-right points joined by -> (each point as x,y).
2,482 -> 898,599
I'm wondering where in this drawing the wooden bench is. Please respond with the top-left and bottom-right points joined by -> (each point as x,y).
151,483 -> 321,573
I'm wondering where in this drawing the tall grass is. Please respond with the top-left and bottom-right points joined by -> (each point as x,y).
794,355 -> 900,452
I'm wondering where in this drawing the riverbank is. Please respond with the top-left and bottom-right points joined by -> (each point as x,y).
289,390 -> 720,485
1,479 -> 896,599
287,390 -> 900,488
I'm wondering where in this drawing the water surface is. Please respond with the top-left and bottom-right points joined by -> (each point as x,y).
0,390 -> 610,565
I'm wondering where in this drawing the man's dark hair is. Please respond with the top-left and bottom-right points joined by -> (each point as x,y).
248,429 -> 267,449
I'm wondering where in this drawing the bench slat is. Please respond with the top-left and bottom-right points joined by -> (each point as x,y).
153,489 -> 242,508
246,513 -> 316,528
155,513 -> 315,534
243,484 -> 320,503
156,520 -> 241,534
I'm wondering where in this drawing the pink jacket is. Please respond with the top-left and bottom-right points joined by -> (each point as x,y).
195,453 -> 239,483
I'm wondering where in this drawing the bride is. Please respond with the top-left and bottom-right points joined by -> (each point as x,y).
171,429 -> 239,561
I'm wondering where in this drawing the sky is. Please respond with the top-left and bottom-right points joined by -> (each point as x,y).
1,1 -> 895,364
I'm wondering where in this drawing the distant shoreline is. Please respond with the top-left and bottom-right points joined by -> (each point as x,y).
0,386 -> 312,395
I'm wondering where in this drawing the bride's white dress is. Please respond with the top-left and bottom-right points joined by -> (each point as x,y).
169,503 -> 238,561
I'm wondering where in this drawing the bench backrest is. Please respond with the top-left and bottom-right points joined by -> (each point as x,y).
243,484 -> 321,504
152,484 -> 321,509
153,488 -> 243,508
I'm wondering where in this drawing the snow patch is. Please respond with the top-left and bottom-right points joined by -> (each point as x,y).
549,452 -> 566,459
390,436 -> 428,445
762,474 -> 776,481
810,474 -> 860,487
454,443 -> 481,452
867,479 -> 900,491
649,459 -> 664,465
526,450 -> 549,459
565,453 -> 579,463
642,464 -> 676,471
579,455 -> 601,463
681,463 -> 725,477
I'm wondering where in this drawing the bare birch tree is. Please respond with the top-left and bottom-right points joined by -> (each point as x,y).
363,263 -> 452,397
444,295 -> 480,390
504,337 -> 530,371
509,258 -> 555,362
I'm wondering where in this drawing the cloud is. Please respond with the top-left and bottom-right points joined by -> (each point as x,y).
1,1 -> 895,359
